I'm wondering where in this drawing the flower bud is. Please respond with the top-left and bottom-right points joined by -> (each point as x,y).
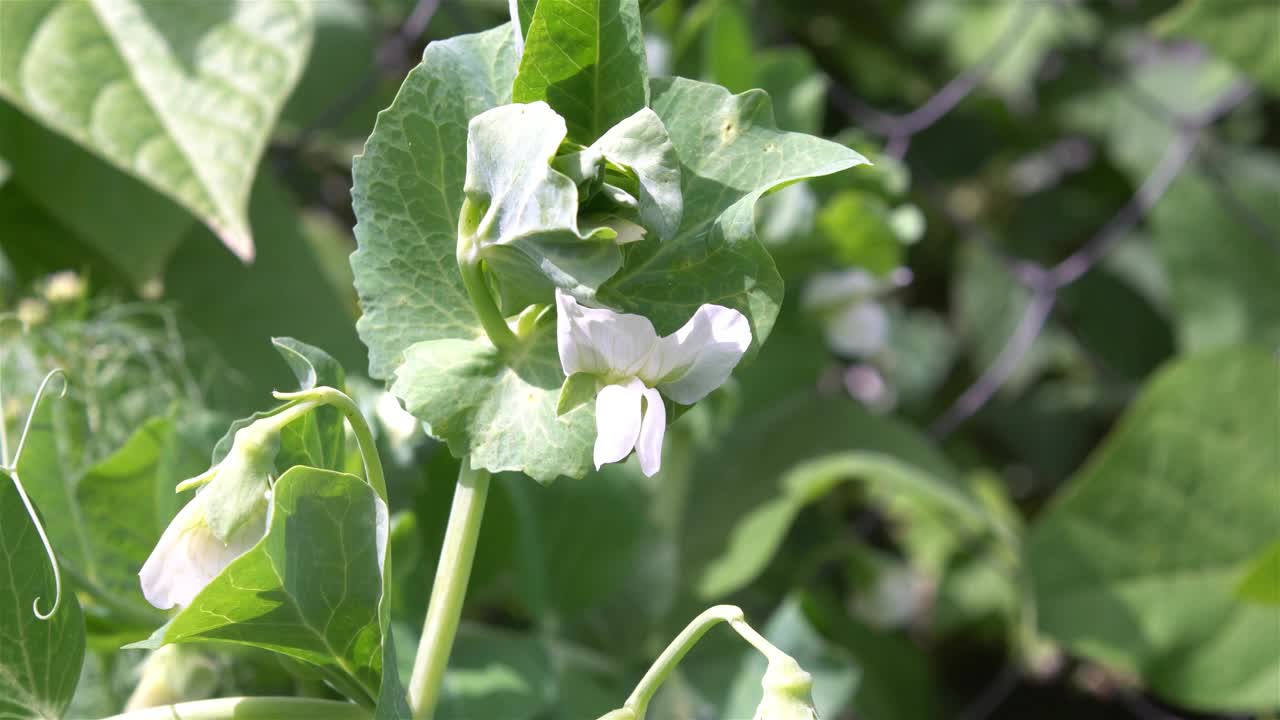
753,656 -> 819,720
140,413 -> 291,610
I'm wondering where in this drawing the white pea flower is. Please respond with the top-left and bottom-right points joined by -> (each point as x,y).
138,488 -> 269,610
556,289 -> 751,477
140,416 -> 288,610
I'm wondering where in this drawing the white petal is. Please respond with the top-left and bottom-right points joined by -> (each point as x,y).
556,289 -> 660,377
139,493 -> 265,610
651,304 -> 752,404
593,380 -> 644,470
825,302 -> 889,357
635,386 -> 666,477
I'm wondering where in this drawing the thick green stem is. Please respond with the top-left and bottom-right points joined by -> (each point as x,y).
623,605 -> 789,718
409,458 -> 491,720
99,697 -> 369,720
457,242 -> 518,354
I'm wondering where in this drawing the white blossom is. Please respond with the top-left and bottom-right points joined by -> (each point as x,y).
139,489 -> 268,610
556,290 -> 751,476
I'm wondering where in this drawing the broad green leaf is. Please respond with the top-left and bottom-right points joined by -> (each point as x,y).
702,2 -> 754,96
721,596 -> 858,720
1236,539 -> 1280,606
682,394 -> 979,599
0,0 -> 315,260
138,467 -> 392,708
391,331 -> 596,484
1158,0 -> 1280,94
0,100 -> 194,288
1029,347 -> 1280,712
599,78 -> 867,354
394,622 -> 553,720
1151,148 -> 1280,352
0,469 -> 85,720
460,102 -> 621,297
351,24 -> 518,380
513,0 -> 648,145
817,190 -> 902,276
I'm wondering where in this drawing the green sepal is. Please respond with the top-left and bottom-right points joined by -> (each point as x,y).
558,372 -> 600,416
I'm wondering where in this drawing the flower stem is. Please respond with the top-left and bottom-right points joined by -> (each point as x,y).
271,387 -> 388,502
623,605 -> 788,718
98,697 -> 369,720
409,458 -> 491,720
457,242 -> 518,355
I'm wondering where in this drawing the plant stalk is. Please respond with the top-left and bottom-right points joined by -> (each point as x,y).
623,605 -> 789,718
99,697 -> 369,720
457,243 -> 518,354
408,458 -> 491,720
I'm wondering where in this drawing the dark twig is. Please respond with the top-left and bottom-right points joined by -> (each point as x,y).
829,0 -> 1043,149
930,81 -> 1252,438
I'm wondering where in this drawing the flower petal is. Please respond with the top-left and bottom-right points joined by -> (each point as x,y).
651,304 -> 752,404
635,386 -> 666,477
556,289 -> 660,377
593,379 -> 644,470
139,493 -> 265,610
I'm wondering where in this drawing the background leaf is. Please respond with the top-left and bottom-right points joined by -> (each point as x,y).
1158,0 -> 1280,95
1029,346 -> 1280,712
0,469 -> 85,720
0,0 -> 315,259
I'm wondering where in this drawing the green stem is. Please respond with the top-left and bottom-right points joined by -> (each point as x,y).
623,605 -> 787,718
409,458 -> 491,720
271,387 -> 388,502
99,697 -> 369,720
457,243 -> 518,354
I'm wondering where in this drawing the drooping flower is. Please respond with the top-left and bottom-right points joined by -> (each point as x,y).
138,487 -> 269,610
556,289 -> 751,476
140,415 -> 290,610
753,656 -> 820,720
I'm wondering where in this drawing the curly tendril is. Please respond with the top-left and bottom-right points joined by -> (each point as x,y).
2,369 -> 69,620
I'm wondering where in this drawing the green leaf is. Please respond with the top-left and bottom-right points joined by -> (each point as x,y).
591,107 -> 683,241
1029,346 -> 1280,713
682,394 -> 980,599
1158,0 -> 1280,95
0,469 -> 86,720
351,24 -> 518,380
599,78 -> 867,355
512,0 -> 648,145
0,0 -> 315,260
391,331 -> 596,484
138,466 -> 392,708
817,191 -> 903,276
1151,148 -> 1280,352
1236,539 -> 1280,606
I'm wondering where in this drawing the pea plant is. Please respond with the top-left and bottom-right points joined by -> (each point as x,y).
3,0 -> 1279,719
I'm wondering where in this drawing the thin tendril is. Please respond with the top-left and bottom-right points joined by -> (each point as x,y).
4,369 -> 69,620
